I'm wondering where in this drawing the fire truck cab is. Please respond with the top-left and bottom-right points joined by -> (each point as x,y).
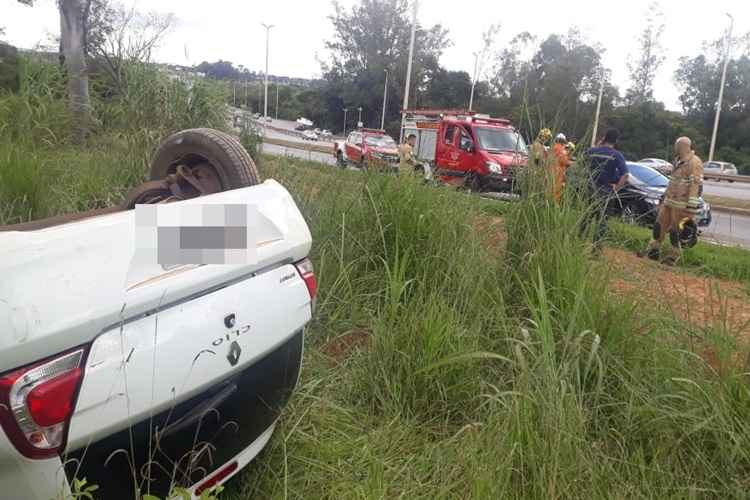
402,109 -> 528,191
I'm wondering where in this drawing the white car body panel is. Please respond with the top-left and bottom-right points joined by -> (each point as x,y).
0,180 -> 313,499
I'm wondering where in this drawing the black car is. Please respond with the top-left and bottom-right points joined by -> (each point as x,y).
618,162 -> 712,227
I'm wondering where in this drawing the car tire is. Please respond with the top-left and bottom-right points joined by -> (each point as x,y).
465,173 -> 482,193
150,128 -> 260,190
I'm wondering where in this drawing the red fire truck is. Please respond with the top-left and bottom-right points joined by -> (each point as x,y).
401,109 -> 528,191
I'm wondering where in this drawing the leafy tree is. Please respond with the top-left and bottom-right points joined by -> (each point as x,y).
488,29 -> 615,141
322,0 -> 450,135
625,1 -> 665,105
676,32 -> 750,171
196,60 -> 242,80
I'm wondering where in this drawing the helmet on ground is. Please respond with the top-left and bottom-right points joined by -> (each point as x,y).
555,133 -> 567,143
678,218 -> 698,248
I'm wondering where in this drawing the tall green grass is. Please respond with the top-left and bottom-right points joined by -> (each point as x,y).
0,56 -> 228,225
226,155 -> 750,499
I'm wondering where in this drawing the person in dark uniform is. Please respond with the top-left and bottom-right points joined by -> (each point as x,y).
584,128 -> 629,253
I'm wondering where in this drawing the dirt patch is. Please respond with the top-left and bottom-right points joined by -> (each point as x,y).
322,329 -> 371,364
606,247 -> 750,336
473,216 -> 506,255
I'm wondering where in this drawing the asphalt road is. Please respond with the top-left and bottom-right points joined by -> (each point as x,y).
703,180 -> 750,200
701,210 -> 750,249
261,142 -> 336,165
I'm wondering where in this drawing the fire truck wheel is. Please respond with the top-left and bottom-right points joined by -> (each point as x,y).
465,173 -> 482,193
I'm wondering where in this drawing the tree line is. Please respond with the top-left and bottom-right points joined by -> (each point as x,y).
201,0 -> 749,171
5,0 -> 748,171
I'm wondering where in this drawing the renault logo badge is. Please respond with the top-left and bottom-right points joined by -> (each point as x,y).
227,341 -> 242,366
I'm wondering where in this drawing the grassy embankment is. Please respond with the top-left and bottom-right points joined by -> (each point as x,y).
223,157 -> 750,498
3,56 -> 750,499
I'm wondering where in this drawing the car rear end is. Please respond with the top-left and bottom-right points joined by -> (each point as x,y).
0,180 -> 315,499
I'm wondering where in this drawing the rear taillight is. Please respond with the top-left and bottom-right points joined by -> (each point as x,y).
0,348 -> 86,459
294,258 -> 317,306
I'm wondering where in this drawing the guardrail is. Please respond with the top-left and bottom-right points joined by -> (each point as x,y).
704,173 -> 750,183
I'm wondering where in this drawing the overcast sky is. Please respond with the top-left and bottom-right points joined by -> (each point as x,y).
4,0 -> 748,111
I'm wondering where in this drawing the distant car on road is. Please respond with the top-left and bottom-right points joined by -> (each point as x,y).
704,161 -> 738,182
302,130 -> 319,141
321,129 -> 332,138
619,162 -> 711,227
264,116 -> 273,122
638,158 -> 673,175
313,128 -> 321,135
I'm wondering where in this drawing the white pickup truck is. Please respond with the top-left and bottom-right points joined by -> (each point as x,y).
0,129 -> 315,499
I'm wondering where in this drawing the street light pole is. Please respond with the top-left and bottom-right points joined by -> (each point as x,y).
400,0 -> 418,142
709,13 -> 733,163
381,69 -> 389,130
275,83 -> 279,119
358,106 -> 363,127
469,52 -> 479,111
591,77 -> 605,148
261,23 -> 274,119
343,108 -> 348,136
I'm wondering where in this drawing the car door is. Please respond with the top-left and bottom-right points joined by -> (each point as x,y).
346,132 -> 362,162
436,124 -> 459,172
456,126 -> 477,176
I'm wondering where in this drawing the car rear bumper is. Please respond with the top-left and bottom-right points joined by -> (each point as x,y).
62,329 -> 303,499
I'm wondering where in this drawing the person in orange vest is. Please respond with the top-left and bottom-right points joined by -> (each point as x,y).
550,133 -> 571,203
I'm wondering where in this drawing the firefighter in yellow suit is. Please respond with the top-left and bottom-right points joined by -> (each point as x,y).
641,136 -> 704,265
531,128 -> 552,167
398,134 -> 418,174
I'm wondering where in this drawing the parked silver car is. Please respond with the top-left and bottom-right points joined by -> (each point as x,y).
704,161 -> 738,181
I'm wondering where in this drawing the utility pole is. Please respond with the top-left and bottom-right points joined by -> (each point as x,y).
343,107 -> 348,136
232,81 -> 236,106
381,69 -> 389,130
709,13 -> 734,163
591,76 -> 605,148
400,0 -> 418,142
275,83 -> 280,119
469,52 -> 479,111
261,23 -> 274,119
357,106 -> 363,127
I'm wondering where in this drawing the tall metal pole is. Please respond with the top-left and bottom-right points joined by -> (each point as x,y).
358,106 -> 362,127
709,13 -> 733,162
591,77 -> 605,148
261,23 -> 274,119
275,83 -> 279,119
343,108 -> 348,136
381,69 -> 389,130
469,52 -> 479,111
400,0 -> 418,142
